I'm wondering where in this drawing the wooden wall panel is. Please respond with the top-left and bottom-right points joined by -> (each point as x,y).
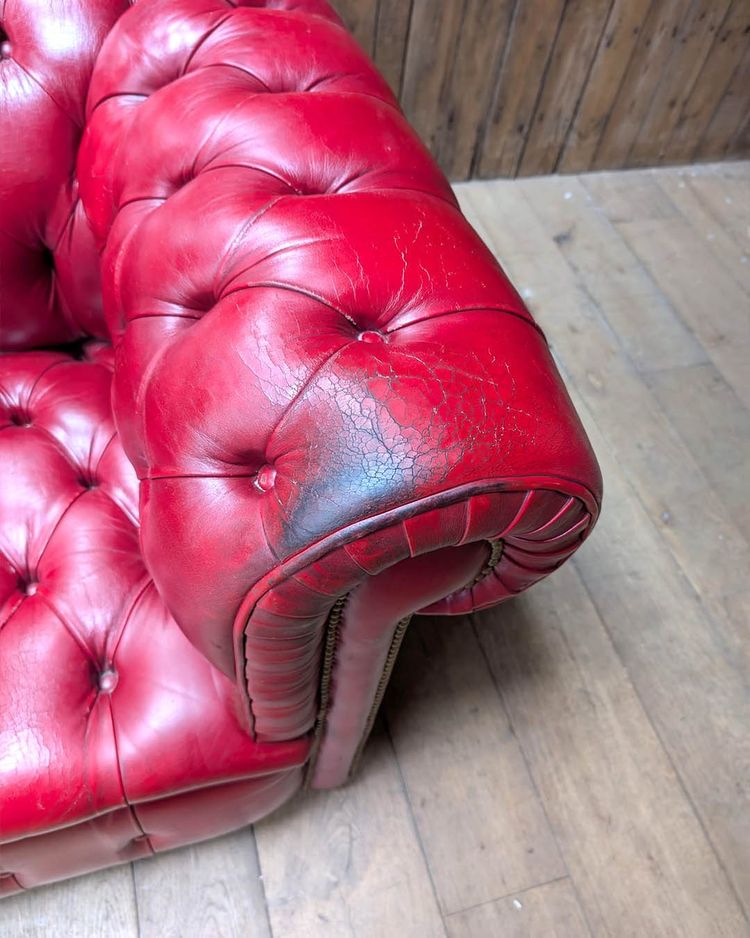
476,0 -> 566,177
333,0 -> 378,55
516,0 -> 613,176
623,0 -> 731,167
699,26 -> 750,161
557,0 -> 653,173
333,0 -> 750,179
590,0 -> 700,169
399,0 -> 468,158
429,0 -> 516,180
667,0 -> 750,162
372,0 -> 413,94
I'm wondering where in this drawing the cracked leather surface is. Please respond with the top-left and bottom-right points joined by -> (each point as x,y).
0,0 -> 601,893
0,350 -> 306,893
77,0 -> 601,686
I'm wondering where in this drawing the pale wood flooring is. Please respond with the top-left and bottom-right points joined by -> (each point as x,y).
3,162 -> 749,938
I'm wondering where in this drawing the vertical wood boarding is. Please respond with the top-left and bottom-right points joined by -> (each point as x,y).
332,0 -> 750,179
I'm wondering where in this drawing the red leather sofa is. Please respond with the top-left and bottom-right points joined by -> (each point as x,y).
0,0 -> 601,894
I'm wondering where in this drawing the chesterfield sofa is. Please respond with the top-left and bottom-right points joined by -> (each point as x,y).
0,0 -> 602,894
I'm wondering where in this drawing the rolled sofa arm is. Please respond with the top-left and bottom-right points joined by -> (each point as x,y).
78,0 -> 601,786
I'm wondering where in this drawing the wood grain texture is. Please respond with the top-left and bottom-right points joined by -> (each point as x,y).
517,0 -> 613,176
654,167 -> 750,295
614,213 -> 750,408
568,389 -> 750,914
459,167 -> 750,917
9,163 -> 750,937
331,0 -> 750,179
557,0 -> 654,173
133,830 -> 272,938
699,39 -> 750,161
519,175 -> 707,373
254,723 -> 446,938
399,0 -> 467,159
372,0 -> 413,94
675,163 -> 750,249
429,0 -> 515,180
628,1 -> 732,167
475,566 -> 748,937
645,362 -> 750,542
332,0 -> 377,55
591,0 -> 691,169
383,615 -> 566,915
445,878 -> 591,938
1,867 -> 139,938
666,0 -> 750,163
476,0 -> 566,178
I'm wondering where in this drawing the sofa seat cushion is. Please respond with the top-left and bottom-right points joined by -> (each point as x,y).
0,348 -> 308,890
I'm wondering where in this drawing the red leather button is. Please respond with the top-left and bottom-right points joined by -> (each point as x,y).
98,669 -> 118,693
255,465 -> 277,492
357,330 -> 385,343
0,0 -> 604,895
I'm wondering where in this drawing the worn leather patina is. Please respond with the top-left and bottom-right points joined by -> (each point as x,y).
0,0 -> 601,893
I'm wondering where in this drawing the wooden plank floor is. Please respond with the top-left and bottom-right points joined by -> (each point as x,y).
4,162 -> 749,938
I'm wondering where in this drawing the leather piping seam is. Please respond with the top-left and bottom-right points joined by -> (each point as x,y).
237,473 -> 600,734
0,766 -> 306,849
0,872 -> 24,892
306,537 -> 505,785
470,539 -> 505,588
303,594 -> 347,787
346,612 -> 412,781
106,689 -> 154,856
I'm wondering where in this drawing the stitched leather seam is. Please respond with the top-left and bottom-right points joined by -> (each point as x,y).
239,474 -> 600,616
264,339 -> 353,453
86,90 -> 147,124
30,488 -> 87,580
388,304 -> 544,339
0,587 -> 24,631
214,195 -> 287,289
303,593 -> 346,786
258,495 -> 283,566
197,60 -> 273,94
37,590 -> 98,667
220,279 -> 353,319
0,767 -> 305,850
11,59 -> 80,128
237,474 -> 600,734
106,692 -> 154,854
309,537 -> 504,785
346,612 -> 412,781
525,494 -> 576,536
108,576 -> 152,666
190,81 -> 260,172
180,12 -> 234,78
4,355 -> 70,405
197,62 -> 400,112
401,518 -> 417,558
221,0 -> 346,31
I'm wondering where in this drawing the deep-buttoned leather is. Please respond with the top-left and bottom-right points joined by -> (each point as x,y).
0,0 -> 601,893
0,0 -> 128,349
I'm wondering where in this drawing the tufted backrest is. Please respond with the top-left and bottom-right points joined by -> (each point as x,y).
0,0 -> 129,350
75,0 -> 601,737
